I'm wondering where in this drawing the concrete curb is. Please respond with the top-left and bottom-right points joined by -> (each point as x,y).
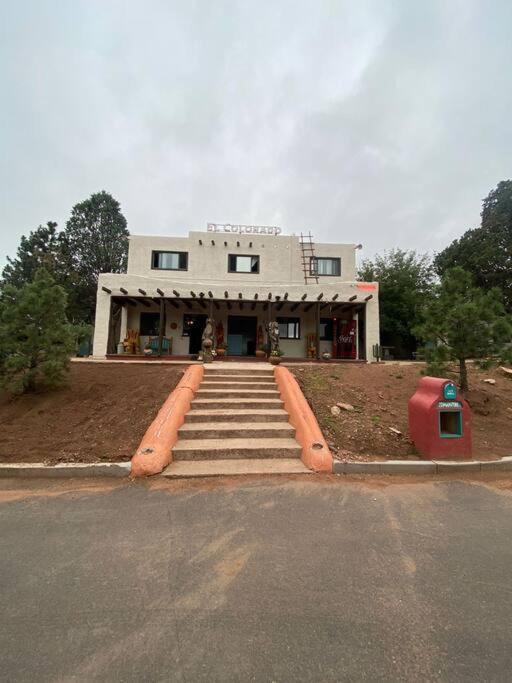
333,456 -> 512,475
0,463 -> 131,478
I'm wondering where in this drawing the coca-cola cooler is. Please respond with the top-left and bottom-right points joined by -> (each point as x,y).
332,319 -> 357,359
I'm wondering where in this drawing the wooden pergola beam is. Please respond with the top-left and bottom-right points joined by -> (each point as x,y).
102,286 -> 112,294
157,288 -> 164,296
138,288 -> 147,296
120,287 -> 128,295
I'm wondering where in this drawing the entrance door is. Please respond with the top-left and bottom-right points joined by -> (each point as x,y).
183,314 -> 207,354
227,316 -> 257,356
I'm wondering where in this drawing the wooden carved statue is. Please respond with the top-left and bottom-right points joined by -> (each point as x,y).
267,321 -> 280,355
200,317 -> 215,362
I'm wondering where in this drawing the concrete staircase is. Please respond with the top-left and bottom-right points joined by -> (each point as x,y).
163,363 -> 309,477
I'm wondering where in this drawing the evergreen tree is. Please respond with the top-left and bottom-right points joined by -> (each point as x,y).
64,191 -> 129,323
0,269 -> 75,393
415,267 -> 512,392
358,249 -> 434,358
435,180 -> 512,311
1,222 -> 67,289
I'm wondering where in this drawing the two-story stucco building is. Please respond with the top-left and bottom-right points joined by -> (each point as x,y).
92,224 -> 379,361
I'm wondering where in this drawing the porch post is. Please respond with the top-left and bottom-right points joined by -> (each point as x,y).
157,298 -> 165,355
315,301 -> 321,360
354,311 -> 359,360
120,305 -> 128,345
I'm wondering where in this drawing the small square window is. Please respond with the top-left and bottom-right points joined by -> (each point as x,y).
140,312 -> 160,335
228,254 -> 260,273
152,251 -> 188,270
277,317 -> 300,339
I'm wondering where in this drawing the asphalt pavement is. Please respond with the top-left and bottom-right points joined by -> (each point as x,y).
1,475 -> 512,682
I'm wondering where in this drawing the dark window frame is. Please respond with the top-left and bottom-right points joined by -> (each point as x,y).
227,254 -> 260,274
277,316 -> 301,340
310,256 -> 341,277
319,317 -> 333,341
140,312 -> 160,335
151,250 -> 188,271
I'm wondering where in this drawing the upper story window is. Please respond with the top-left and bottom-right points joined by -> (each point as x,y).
152,250 -> 188,271
228,254 -> 260,274
277,317 -> 300,340
310,257 -> 341,277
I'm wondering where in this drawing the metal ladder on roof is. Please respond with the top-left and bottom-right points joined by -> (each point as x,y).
299,231 -> 319,284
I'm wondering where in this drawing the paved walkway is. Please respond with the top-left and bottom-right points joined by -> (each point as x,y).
1,476 -> 512,681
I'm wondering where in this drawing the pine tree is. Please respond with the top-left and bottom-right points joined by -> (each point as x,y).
0,269 -> 75,393
416,267 -> 512,391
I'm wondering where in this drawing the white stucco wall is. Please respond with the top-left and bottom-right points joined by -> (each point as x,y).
127,231 -> 358,285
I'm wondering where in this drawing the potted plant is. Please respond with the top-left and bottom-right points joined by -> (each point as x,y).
255,344 -> 266,358
269,349 -> 284,365
216,342 -> 227,357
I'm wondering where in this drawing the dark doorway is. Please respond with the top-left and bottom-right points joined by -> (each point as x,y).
227,316 -> 257,356
183,314 -> 207,354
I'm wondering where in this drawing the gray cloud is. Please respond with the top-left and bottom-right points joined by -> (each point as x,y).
1,0 -> 511,269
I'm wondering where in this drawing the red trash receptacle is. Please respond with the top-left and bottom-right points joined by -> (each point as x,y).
408,377 -> 472,459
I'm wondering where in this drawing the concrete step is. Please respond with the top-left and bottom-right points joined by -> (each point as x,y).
162,459 -> 310,477
191,398 -> 284,410
204,367 -> 274,376
200,381 -> 276,390
172,438 -> 302,460
196,388 -> 280,399
178,422 -> 295,440
202,374 -> 275,382
185,409 -> 289,423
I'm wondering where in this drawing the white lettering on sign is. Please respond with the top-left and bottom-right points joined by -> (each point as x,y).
207,223 -> 282,236
438,401 -> 462,409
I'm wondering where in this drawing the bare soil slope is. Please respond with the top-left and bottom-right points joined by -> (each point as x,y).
292,363 -> 512,460
0,363 -> 185,464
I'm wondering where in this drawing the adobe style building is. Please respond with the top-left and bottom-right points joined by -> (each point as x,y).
92,224 -> 380,361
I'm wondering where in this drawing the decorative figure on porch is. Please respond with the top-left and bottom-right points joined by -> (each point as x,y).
267,321 -> 280,354
199,317 -> 215,362
215,321 -> 227,356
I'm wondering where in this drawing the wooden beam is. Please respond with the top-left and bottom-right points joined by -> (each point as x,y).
364,294 -> 373,302
157,298 -> 165,355
102,286 -> 112,294
349,295 -> 357,302
268,293 -> 272,300
254,293 -> 258,300
316,293 -> 324,301
199,292 -> 205,298
208,291 -> 214,298
332,293 -> 339,301
138,288 -> 147,296
172,290 -> 180,297
315,302 -> 321,360
301,293 -> 307,300
190,291 -> 197,298
238,292 -> 243,299
120,287 -> 128,295
283,292 -> 289,300
157,288 -> 164,296
224,291 -> 229,299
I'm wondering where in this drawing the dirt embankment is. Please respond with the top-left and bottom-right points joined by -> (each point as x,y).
0,363 -> 185,464
293,363 -> 512,461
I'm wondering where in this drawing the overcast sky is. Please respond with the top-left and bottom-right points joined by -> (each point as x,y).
1,0 -> 511,269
